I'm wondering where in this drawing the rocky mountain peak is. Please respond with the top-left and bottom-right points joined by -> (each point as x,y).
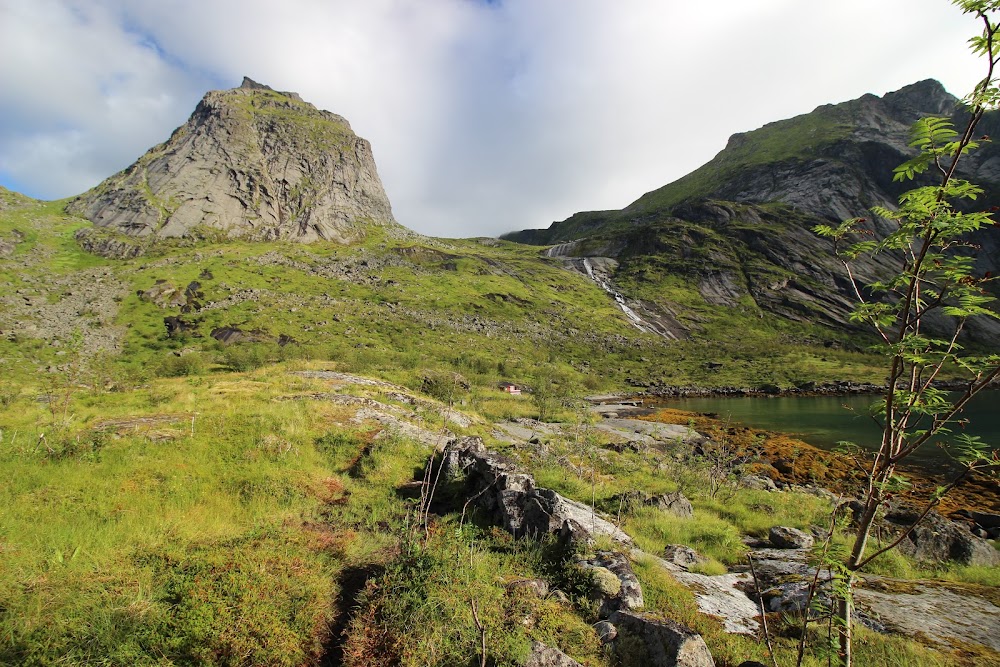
881,78 -> 957,118
238,76 -> 305,102
69,79 -> 398,257
240,76 -> 269,90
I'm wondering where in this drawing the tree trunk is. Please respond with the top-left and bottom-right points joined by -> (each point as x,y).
837,487 -> 882,666
837,581 -> 853,667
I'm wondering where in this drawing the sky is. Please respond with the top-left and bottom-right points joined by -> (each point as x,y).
0,0 -> 989,238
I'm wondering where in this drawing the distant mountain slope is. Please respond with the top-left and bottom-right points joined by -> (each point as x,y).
68,78 -> 399,258
504,80 -> 994,244
503,80 -> 1000,340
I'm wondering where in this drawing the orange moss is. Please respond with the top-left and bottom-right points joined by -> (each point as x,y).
639,408 -> 999,516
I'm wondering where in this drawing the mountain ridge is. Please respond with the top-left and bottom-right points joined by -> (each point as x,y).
502,79 -> 1000,340
504,79 -> 967,245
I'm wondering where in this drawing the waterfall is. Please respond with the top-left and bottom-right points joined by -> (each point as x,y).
582,258 -> 652,333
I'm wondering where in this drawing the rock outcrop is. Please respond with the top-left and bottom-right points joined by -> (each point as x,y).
69,77 -> 398,256
438,438 -> 717,666
613,490 -> 694,518
609,611 -> 716,667
523,641 -> 583,667
438,437 -> 633,544
768,526 -> 815,550
577,551 -> 645,618
886,509 -> 1000,567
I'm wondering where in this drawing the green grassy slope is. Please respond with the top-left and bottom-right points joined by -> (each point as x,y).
0,196 -> 992,666
0,354 -> 983,666
0,198 -> 887,395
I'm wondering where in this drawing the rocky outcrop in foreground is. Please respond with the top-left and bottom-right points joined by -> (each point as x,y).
438,437 -> 632,544
437,437 -> 715,667
433,430 -> 1000,663
69,78 -> 398,257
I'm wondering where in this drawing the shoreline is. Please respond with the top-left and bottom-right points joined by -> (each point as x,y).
588,398 -> 1000,518
588,378 -> 995,402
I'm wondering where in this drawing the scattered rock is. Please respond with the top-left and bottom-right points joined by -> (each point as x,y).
593,418 -> 706,448
769,526 -> 814,550
593,621 -> 618,643
659,491 -> 694,518
558,519 -> 595,552
0,267 -> 128,356
589,567 -> 622,598
210,325 -> 270,345
610,610 -> 716,667
577,551 -> 644,618
740,474 -> 778,491
611,490 -> 693,518
438,440 -> 632,544
888,510 -> 1000,566
523,641 -> 583,667
506,579 -> 549,599
662,545 -> 708,570
164,315 -> 199,338
549,589 -> 571,604
603,440 -> 642,453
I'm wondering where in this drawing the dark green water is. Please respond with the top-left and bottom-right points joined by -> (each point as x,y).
658,391 -> 1000,470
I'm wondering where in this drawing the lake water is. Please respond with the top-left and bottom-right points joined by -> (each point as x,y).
656,391 -> 1000,470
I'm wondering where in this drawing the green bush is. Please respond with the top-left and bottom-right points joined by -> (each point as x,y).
419,369 -> 470,404
157,352 -> 208,377
0,385 -> 18,407
220,343 -> 274,372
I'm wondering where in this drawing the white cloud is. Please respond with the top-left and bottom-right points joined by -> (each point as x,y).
0,0 -> 986,236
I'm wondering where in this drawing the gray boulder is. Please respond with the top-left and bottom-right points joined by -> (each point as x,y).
439,440 -> 632,544
662,544 -> 708,570
593,621 -> 618,643
740,474 -> 778,491
523,641 -> 583,667
610,610 -> 716,667
506,578 -> 550,599
659,491 -> 695,518
769,526 -> 814,550
762,580 -> 818,614
613,490 -> 694,518
558,518 -> 596,552
890,511 -> 1000,566
577,551 -> 644,618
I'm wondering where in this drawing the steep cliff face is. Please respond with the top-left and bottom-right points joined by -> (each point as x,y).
69,78 -> 398,256
503,80 -> 1000,340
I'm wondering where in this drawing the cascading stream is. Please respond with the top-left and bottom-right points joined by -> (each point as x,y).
582,257 -> 654,333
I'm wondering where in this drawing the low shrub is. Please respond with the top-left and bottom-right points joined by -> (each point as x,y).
219,343 -> 275,372
157,352 -> 208,377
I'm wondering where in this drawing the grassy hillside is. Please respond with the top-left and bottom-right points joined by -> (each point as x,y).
0,197 -> 889,395
4,197 -> 996,666
6,362 -> 987,666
